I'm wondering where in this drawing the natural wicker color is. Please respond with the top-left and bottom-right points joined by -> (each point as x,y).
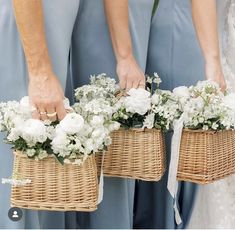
96,128 -> 166,181
11,151 -> 98,211
177,129 -> 235,184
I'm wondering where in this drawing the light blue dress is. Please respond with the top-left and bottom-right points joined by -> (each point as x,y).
65,0 -> 154,228
0,0 -> 80,228
133,0 -> 204,229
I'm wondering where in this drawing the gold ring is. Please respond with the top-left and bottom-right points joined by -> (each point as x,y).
39,111 -> 47,115
47,112 -> 57,117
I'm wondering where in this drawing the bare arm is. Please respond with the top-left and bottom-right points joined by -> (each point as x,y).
104,0 -> 145,90
192,0 -> 226,90
13,0 -> 66,120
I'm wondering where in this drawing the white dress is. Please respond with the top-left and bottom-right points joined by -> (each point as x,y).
188,0 -> 235,229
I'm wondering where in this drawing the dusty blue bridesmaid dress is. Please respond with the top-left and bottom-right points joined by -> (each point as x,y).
0,0 -> 80,228
65,0 -> 154,228
134,0 -> 204,229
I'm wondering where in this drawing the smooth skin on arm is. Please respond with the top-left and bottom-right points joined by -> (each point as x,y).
192,0 -> 226,91
104,0 -> 145,90
13,0 -> 66,121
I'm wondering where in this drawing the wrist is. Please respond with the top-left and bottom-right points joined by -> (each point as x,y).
27,47 -> 53,78
28,64 -> 54,79
116,52 -> 135,64
205,54 -> 221,66
28,68 -> 55,83
116,46 -> 133,63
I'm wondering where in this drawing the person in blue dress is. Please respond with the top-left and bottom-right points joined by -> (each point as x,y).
0,0 -> 80,228
134,0 -> 226,229
65,0 -> 154,228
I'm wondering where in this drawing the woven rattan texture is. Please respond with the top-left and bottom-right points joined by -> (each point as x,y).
96,129 -> 166,181
177,129 -> 235,184
11,152 -> 98,211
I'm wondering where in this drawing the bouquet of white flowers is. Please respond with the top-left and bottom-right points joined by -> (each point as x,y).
0,74 -> 120,212
173,80 -> 235,131
112,73 -> 180,131
96,73 -> 178,181
171,80 -> 235,184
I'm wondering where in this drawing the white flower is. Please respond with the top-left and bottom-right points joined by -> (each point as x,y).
38,150 -> 48,160
21,119 -> 47,144
124,88 -> 151,115
84,139 -> 94,154
20,96 -> 30,108
26,149 -> 36,157
64,159 -> 71,164
59,113 -> 84,134
212,122 -> 219,130
51,131 -> 70,156
90,115 -> 104,127
143,113 -> 155,129
223,93 -> 235,111
151,94 -> 161,105
7,128 -> 21,142
153,73 -> 162,84
73,158 -> 83,165
173,86 -> 190,99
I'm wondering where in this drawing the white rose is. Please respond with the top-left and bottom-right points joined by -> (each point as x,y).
173,86 -> 190,99
60,113 -> 84,134
124,88 -> 151,115
51,131 -> 70,154
21,119 -> 47,144
223,93 -> 235,111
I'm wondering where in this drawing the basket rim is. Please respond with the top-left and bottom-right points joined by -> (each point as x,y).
114,127 -> 162,133
182,128 -> 235,134
13,150 -> 95,161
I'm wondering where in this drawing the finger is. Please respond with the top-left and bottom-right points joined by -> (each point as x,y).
30,102 -> 40,119
221,80 -> 227,92
31,109 -> 40,120
138,79 -> 146,89
46,106 -> 57,122
119,78 -> 126,90
56,103 -> 67,121
38,106 -> 48,121
126,79 -> 133,92
132,80 -> 139,89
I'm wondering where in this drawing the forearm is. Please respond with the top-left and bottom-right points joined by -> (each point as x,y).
192,0 -> 221,65
104,0 -> 133,62
13,0 -> 52,77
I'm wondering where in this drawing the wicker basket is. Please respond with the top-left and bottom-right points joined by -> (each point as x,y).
96,128 -> 166,181
11,151 -> 98,211
177,129 -> 235,184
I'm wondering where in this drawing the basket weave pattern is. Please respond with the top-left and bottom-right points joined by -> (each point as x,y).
96,129 -> 166,181
11,152 -> 98,211
177,129 -> 235,184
